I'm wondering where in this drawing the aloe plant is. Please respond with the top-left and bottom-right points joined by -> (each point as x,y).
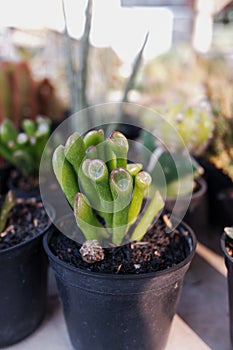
0,117 -> 51,176
52,129 -> 164,249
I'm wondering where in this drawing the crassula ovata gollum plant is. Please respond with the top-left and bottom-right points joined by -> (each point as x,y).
52,129 -> 164,263
0,117 -> 51,176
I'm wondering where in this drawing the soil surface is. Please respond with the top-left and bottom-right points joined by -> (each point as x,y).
50,214 -> 192,274
0,200 -> 50,250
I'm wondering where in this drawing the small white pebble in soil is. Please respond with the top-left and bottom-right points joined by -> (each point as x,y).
80,240 -> 104,264
134,264 -> 141,269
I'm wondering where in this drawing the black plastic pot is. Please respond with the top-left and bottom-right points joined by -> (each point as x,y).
197,157 -> 233,226
221,232 -> 233,347
0,162 -> 13,195
217,187 -> 233,226
0,206 -> 54,348
7,172 -> 40,199
165,177 -> 207,213
44,221 -> 196,350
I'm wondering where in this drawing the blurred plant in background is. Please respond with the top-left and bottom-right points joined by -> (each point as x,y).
0,61 -> 64,127
202,57 -> 233,182
141,103 -> 214,198
0,117 -> 51,176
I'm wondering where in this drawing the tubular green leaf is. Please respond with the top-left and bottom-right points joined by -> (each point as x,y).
131,191 -> 164,242
83,129 -> 104,149
127,163 -> 143,177
74,193 -> 108,241
105,140 -> 117,172
110,168 -> 133,245
79,158 -> 100,208
128,171 -> 152,225
52,145 -> 79,207
88,159 -> 113,228
107,131 -> 129,168
64,132 -> 85,175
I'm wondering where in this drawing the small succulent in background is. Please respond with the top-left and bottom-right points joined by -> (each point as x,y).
141,103 -> 214,198
203,60 -> 233,182
155,103 -> 214,155
0,117 -> 51,176
52,129 -> 164,254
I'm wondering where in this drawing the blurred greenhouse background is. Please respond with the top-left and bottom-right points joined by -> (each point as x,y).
0,2 -> 233,349
0,0 -> 232,110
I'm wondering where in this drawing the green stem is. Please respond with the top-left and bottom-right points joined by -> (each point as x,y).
131,191 -> 164,242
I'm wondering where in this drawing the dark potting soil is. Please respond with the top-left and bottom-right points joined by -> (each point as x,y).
0,200 -> 49,250
50,214 -> 191,275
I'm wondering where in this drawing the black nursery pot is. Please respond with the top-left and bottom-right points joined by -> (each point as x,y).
0,210 -> 53,348
165,177 -> 207,214
0,162 -> 13,195
44,222 -> 196,350
7,172 -> 40,199
221,232 -> 233,346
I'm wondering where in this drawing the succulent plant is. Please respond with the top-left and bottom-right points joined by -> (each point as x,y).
142,103 -> 214,198
203,60 -> 233,181
52,129 -> 164,249
0,117 -> 51,176
155,103 -> 214,155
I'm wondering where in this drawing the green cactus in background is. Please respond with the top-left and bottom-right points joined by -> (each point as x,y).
142,103 -> 213,198
52,129 -> 164,248
156,103 -> 214,155
0,117 -> 51,176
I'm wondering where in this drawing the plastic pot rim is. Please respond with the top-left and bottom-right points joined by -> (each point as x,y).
221,232 -> 233,263
43,219 -> 197,281
166,176 -> 207,202
0,202 -> 55,256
